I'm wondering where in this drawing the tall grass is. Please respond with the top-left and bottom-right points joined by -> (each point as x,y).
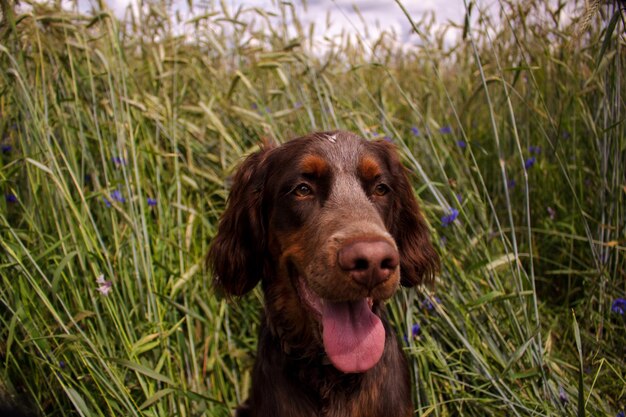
0,0 -> 624,415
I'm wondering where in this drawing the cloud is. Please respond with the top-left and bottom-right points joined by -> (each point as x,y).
75,0 -> 476,49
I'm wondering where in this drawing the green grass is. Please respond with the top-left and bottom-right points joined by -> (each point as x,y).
0,0 -> 624,415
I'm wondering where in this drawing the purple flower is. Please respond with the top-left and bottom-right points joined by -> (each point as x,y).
456,193 -> 463,203
439,126 -> 452,134
507,179 -> 516,189
294,102 -> 303,109
251,103 -> 258,110
547,206 -> 556,220
403,322 -> 422,344
562,131 -> 570,139
411,126 -> 420,136
59,360 -> 66,369
96,274 -> 112,296
611,298 -> 626,315
558,386 -> 568,405
383,136 -> 392,143
456,140 -> 466,149
112,156 -> 126,166
528,145 -> 541,155
147,197 -> 157,206
5,193 -> 17,203
441,208 -> 459,226
616,411 -> 625,417
1,144 -> 11,153
422,296 -> 441,311
111,189 -> 125,203
371,132 -> 380,137
103,197 -> 112,207
524,156 -> 536,169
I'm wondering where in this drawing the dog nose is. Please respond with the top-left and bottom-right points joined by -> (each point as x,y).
338,240 -> 399,289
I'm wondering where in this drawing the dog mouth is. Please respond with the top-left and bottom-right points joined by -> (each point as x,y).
296,275 -> 385,374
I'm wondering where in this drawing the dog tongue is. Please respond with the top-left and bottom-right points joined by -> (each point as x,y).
321,299 -> 385,373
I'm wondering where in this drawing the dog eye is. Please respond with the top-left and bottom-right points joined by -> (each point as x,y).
373,183 -> 390,196
293,183 -> 313,197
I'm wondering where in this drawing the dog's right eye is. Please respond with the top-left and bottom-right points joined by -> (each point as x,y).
293,183 -> 313,197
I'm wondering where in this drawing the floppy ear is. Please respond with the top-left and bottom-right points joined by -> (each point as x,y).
208,147 -> 272,296
374,140 -> 439,287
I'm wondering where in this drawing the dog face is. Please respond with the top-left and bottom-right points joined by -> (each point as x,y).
209,131 -> 438,373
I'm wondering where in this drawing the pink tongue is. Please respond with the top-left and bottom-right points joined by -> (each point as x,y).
321,299 -> 385,373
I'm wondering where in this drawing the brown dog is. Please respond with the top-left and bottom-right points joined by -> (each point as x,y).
209,130 -> 438,417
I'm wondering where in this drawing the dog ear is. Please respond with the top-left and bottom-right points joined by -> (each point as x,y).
208,146 -> 272,296
374,140 -> 439,287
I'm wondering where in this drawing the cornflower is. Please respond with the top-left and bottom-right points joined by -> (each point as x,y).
525,156 -> 536,169
441,208 -> 459,226
611,298 -> 626,315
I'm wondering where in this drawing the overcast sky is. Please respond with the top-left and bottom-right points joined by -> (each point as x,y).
91,0 -> 495,47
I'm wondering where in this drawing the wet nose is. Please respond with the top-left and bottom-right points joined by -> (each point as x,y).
338,240 -> 399,290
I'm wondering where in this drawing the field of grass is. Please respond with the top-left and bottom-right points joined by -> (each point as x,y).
0,0 -> 625,415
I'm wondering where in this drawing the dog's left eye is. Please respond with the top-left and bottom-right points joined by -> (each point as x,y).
293,183 -> 313,197
373,183 -> 390,196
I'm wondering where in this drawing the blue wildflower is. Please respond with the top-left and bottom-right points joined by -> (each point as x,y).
103,197 -> 112,207
456,140 -> 466,149
294,102 -> 303,109
422,296 -> 441,311
611,298 -> 626,315
528,145 -> 541,155
403,323 -> 422,344
147,197 -> 157,207
411,126 -> 420,136
251,103 -> 258,110
456,193 -> 463,203
1,144 -> 11,153
558,386 -> 568,405
439,126 -> 452,134
59,360 -> 66,369
616,411 -> 625,417
5,193 -> 17,203
372,132 -> 380,137
383,136 -> 392,143
507,179 -> 516,189
525,156 -> 536,169
111,189 -> 125,203
441,208 -> 459,226
547,206 -> 556,220
112,156 -> 126,166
